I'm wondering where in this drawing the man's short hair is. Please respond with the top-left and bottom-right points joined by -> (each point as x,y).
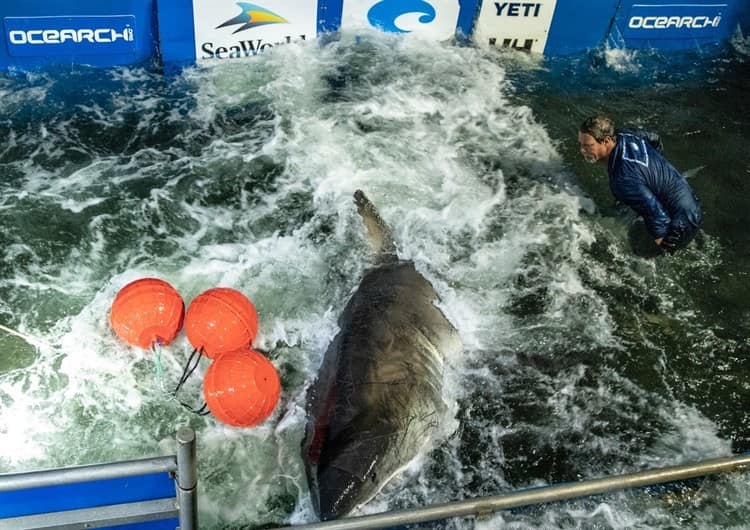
580,116 -> 615,143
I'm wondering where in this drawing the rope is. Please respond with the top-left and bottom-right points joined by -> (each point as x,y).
152,341 -> 168,393
174,347 -> 203,393
0,323 -> 53,350
149,342 -> 209,416
180,400 -> 210,415
171,346 -> 210,416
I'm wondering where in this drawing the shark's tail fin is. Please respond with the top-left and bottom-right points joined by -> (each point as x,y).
354,190 -> 397,260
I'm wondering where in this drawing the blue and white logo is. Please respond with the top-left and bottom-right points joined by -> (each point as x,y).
624,3 -> 725,39
5,16 -> 136,57
343,0 -> 460,41
367,0 -> 436,33
623,136 -> 649,167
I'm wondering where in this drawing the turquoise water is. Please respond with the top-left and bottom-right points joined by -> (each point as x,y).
0,33 -> 748,528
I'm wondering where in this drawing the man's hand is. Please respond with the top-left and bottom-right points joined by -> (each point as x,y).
658,232 -> 681,252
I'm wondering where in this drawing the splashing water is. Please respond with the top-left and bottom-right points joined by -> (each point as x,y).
0,33 -> 749,529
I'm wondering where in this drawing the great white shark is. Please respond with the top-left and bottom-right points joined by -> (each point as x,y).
302,190 -> 462,520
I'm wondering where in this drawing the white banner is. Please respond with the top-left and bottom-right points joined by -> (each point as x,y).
192,0 -> 317,62
341,0 -> 461,41
474,1 -> 558,53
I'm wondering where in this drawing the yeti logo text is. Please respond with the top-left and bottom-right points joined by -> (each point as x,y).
9,27 -> 134,45
628,15 -> 721,29
495,2 -> 542,17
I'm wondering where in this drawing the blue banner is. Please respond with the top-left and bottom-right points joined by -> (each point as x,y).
4,15 -> 137,57
622,3 -> 726,40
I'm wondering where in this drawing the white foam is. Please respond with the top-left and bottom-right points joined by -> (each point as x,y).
0,29 -> 731,529
602,46 -> 643,74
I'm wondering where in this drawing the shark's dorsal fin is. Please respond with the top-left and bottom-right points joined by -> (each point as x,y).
354,190 -> 397,261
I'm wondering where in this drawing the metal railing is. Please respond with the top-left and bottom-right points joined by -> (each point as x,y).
4,427 -> 747,530
0,426 -> 197,530
271,453 -> 750,530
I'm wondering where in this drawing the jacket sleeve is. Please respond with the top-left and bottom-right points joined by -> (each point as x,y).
615,165 -> 672,239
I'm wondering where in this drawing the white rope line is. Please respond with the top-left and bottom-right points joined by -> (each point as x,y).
0,323 -> 53,350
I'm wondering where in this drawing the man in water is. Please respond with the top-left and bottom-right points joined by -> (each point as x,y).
578,115 -> 701,255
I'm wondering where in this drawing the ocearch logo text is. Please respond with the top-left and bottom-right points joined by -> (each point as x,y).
628,15 -> 721,30
9,27 -> 134,45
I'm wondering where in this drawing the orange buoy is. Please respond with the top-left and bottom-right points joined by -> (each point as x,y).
184,287 -> 259,359
110,278 -> 185,349
203,349 -> 281,427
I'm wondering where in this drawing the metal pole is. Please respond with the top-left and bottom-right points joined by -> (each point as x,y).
270,453 -> 750,530
0,457 -> 178,492
176,426 -> 198,530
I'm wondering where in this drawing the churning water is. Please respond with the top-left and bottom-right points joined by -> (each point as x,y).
0,31 -> 749,529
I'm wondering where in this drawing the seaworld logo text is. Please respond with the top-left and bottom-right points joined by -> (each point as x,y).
628,15 -> 721,30
202,35 -> 306,59
216,2 -> 289,34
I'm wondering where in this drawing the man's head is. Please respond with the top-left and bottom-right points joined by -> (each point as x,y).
578,115 -> 616,164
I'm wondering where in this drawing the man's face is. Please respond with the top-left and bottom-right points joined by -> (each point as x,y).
578,132 -> 609,164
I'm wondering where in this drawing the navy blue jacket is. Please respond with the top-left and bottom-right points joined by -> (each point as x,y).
608,129 -> 701,239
